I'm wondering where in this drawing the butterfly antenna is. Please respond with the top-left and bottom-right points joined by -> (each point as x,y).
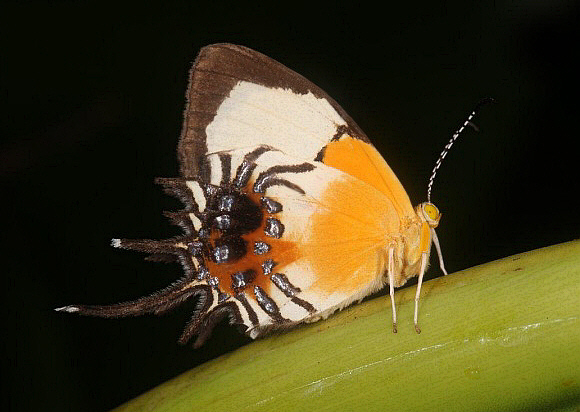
426,97 -> 495,203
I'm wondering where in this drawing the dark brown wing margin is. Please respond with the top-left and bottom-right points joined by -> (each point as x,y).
177,43 -> 370,179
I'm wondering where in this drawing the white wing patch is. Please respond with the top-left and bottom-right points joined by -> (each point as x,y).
206,81 -> 347,158
185,180 -> 206,211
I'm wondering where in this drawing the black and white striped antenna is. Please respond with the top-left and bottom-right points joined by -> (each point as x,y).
426,97 -> 495,203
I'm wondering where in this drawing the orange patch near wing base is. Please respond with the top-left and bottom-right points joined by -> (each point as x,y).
300,172 -> 400,295
321,136 -> 415,219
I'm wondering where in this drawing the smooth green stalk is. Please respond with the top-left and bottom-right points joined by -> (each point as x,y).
114,241 -> 580,412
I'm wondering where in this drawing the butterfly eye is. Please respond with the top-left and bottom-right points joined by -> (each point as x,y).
422,203 -> 441,225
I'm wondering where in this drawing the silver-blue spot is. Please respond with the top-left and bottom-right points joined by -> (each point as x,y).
208,277 -> 219,287
218,291 -> 230,303
214,214 -> 231,229
264,218 -> 284,238
232,272 -> 248,288
218,195 -> 235,212
195,265 -> 209,281
271,273 -> 300,297
261,197 -> 282,213
213,245 -> 230,263
254,241 -> 270,255
254,286 -> 277,314
262,259 -> 276,275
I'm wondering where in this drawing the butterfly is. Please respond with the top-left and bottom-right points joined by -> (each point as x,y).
57,44 -> 487,348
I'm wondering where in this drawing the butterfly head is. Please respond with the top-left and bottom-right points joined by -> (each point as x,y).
418,202 -> 442,228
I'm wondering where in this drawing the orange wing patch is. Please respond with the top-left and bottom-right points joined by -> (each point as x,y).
299,173 -> 398,295
205,185 -> 302,298
321,135 -> 416,219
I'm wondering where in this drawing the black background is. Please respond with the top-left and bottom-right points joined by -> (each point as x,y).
2,2 -> 579,411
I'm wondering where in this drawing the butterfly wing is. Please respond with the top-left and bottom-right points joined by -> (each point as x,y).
179,43 -> 416,219
200,149 -> 404,338
61,44 -> 420,347
174,44 -> 419,338
178,43 -> 368,176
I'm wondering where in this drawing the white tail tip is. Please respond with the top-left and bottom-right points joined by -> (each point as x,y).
54,305 -> 80,313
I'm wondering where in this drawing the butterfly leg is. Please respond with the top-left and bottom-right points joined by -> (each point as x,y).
387,246 -> 397,333
414,251 -> 429,333
431,228 -> 448,275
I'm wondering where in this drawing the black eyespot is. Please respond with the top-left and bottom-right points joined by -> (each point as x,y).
212,236 -> 247,263
208,191 -> 262,235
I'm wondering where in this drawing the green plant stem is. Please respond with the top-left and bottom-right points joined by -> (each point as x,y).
114,240 -> 580,412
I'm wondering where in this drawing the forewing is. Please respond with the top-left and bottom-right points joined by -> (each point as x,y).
178,43 -> 369,179
179,43 -> 415,217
